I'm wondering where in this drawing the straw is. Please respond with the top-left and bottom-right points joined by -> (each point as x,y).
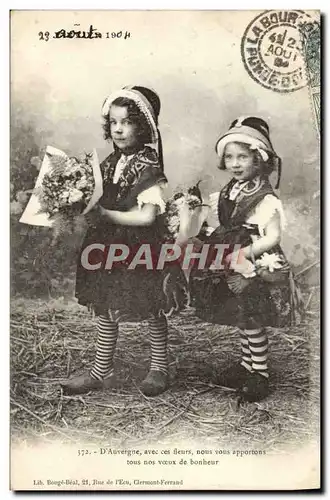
11,291 -> 319,450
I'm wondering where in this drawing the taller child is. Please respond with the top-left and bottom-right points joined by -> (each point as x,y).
62,86 -> 172,397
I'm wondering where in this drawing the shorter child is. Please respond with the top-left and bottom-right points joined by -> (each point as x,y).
191,116 -> 303,402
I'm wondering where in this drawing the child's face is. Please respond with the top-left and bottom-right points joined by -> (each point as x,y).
109,105 -> 139,153
224,142 -> 260,181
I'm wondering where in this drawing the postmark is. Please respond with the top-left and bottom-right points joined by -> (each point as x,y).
241,10 -> 320,94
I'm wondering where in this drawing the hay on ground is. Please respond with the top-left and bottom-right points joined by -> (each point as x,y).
10,291 -> 320,451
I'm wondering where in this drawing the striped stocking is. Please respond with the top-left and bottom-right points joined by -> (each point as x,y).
90,314 -> 119,381
245,328 -> 269,378
239,329 -> 253,372
148,314 -> 168,375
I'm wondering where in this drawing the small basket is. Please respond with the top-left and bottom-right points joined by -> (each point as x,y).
227,273 -> 251,294
256,266 -> 290,283
251,251 -> 290,284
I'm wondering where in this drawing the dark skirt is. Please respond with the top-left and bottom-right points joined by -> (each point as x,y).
190,269 -> 300,329
190,224 -> 303,329
75,221 -> 189,321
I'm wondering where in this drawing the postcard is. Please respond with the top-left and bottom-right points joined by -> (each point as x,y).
10,10 -> 320,491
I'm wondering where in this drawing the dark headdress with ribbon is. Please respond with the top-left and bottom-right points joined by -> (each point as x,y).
215,116 -> 282,188
102,85 -> 164,171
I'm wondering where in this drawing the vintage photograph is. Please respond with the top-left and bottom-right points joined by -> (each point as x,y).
10,10 -> 320,490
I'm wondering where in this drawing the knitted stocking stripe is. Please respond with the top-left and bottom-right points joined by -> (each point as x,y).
250,352 -> 268,361
148,316 -> 168,375
249,341 -> 268,356
245,328 -> 269,378
241,361 -> 253,372
245,328 -> 264,337
241,346 -> 252,359
249,343 -> 268,353
149,328 -> 168,334
98,314 -> 114,321
239,330 -> 252,368
90,317 -> 119,381
248,335 -> 268,345
251,368 -> 269,377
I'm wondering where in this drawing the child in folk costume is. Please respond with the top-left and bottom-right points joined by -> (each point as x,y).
191,116 -> 303,402
62,86 -> 187,397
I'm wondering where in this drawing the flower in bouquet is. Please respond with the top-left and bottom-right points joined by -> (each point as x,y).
19,146 -> 103,243
254,252 -> 290,283
37,152 -> 95,220
227,252 -> 287,287
255,252 -> 285,273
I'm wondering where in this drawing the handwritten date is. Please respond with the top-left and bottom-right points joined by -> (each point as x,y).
38,24 -> 131,41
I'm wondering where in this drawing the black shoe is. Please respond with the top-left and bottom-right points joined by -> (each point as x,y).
60,371 -> 115,395
218,363 -> 251,389
240,372 -> 269,402
140,370 -> 169,397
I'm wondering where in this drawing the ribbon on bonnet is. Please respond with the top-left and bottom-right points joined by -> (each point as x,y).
215,116 -> 282,188
101,85 -> 164,171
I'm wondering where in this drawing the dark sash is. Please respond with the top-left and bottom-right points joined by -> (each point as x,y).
205,177 -> 276,251
99,146 -> 167,211
216,176 -> 276,230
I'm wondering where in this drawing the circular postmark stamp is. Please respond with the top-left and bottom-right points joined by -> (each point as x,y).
241,10 -> 320,93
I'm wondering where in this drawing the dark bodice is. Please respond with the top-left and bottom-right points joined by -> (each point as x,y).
82,146 -> 167,247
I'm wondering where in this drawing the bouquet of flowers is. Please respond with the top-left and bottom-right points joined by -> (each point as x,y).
162,181 -> 210,242
226,251 -> 290,294
160,182 -> 210,285
20,146 -> 103,236
254,252 -> 290,282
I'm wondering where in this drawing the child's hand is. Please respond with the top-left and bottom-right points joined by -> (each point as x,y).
225,251 -> 256,277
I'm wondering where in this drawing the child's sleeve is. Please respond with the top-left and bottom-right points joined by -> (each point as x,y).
248,194 -> 286,236
137,182 -> 168,214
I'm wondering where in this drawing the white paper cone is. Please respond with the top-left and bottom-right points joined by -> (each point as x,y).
19,146 -> 103,226
176,203 -> 210,242
19,146 -> 68,227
